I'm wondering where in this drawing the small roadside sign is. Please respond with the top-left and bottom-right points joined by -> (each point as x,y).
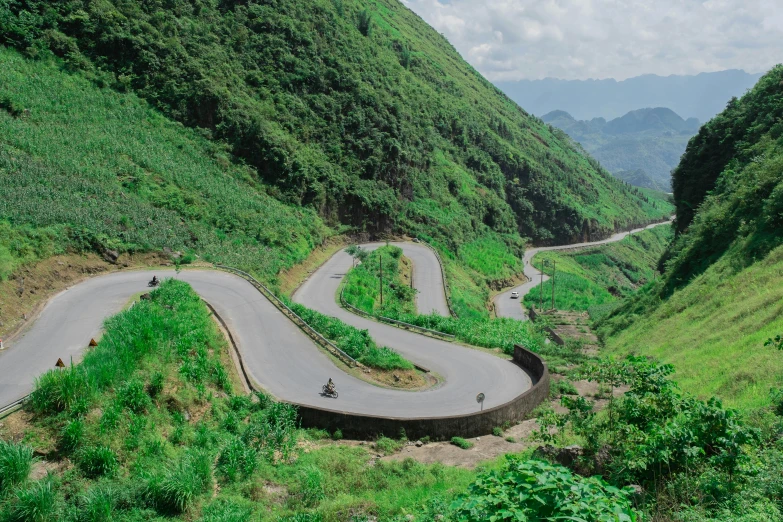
55,358 -> 65,368
476,392 -> 485,411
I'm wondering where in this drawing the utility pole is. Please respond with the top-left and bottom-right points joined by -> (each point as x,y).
379,253 -> 384,306
539,261 -> 544,311
551,260 -> 556,311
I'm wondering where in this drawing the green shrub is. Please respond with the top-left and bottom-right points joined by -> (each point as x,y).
6,478 -> 60,522
552,379 -> 579,396
450,437 -> 473,450
199,499 -> 253,522
505,436 -> 516,443
148,450 -> 213,514
77,446 -> 118,478
30,365 -> 90,414
492,427 -> 503,437
217,438 -> 257,483
148,372 -> 165,398
375,436 -> 402,455
451,458 -> 638,521
297,465 -> 325,508
332,429 -> 343,441
60,419 -> 84,453
0,439 -> 35,492
79,483 -> 117,522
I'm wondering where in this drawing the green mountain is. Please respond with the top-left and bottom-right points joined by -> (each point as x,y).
0,0 -> 667,258
542,107 -> 699,191
599,65 -> 783,410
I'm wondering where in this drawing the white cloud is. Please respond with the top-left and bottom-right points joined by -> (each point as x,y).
402,0 -> 782,80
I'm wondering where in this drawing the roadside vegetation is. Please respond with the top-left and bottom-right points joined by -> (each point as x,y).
0,279 -> 638,521
534,354 -> 783,521
341,245 -> 549,356
523,225 -> 673,320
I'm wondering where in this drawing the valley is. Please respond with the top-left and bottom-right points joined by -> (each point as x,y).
0,0 -> 781,520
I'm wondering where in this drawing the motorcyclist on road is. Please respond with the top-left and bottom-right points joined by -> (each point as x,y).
151,275 -> 159,285
326,378 -> 335,394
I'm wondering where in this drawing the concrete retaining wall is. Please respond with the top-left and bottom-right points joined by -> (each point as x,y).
295,344 -> 550,439
527,307 -> 565,346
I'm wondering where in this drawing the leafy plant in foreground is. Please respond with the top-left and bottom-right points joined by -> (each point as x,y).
451,458 -> 638,522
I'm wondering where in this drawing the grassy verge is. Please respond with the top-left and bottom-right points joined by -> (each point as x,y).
523,225 -> 673,319
283,297 -> 413,371
0,279 -> 484,521
342,245 -> 417,317
339,247 -> 567,365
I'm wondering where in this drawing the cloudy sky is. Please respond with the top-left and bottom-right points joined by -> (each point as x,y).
402,0 -> 782,81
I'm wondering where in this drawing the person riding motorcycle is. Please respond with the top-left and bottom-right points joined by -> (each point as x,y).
151,275 -> 159,285
325,378 -> 335,394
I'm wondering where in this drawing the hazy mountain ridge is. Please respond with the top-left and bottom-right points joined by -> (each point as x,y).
499,70 -> 764,122
542,107 -> 698,190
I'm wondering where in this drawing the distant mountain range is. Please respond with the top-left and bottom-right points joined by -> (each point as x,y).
497,70 -> 763,122
542,107 -> 700,191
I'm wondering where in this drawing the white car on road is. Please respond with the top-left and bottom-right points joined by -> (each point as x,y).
510,291 -> 520,299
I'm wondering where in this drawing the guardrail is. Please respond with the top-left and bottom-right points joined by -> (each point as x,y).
338,281 -> 455,341
416,240 -> 458,318
0,396 -> 27,419
214,265 -> 359,368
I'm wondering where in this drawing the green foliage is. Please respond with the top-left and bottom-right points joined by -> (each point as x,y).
375,436 -> 403,455
285,297 -> 412,370
491,427 -> 503,437
0,0 -> 668,266
0,440 -> 34,493
451,458 -> 638,521
217,437 -> 257,483
117,379 -> 151,414
450,437 -> 473,450
31,280 -> 231,416
332,429 -> 343,441
765,334 -> 783,351
0,48 -> 327,284
5,478 -> 60,522
147,449 -> 214,514
552,357 -> 760,490
664,65 -> 783,290
342,245 -> 417,316
77,446 -> 119,478
524,224 -> 672,313
59,419 -> 84,453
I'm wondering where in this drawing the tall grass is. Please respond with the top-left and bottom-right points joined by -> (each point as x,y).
342,246 -> 417,317
6,477 -> 59,522
285,298 -> 413,370
30,280 -> 230,415
0,440 -> 35,493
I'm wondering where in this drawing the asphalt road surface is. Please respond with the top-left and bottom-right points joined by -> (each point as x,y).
494,220 -> 673,321
0,248 -> 530,416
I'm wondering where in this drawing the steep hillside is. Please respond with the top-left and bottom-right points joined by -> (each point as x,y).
0,48 -> 327,283
599,65 -> 783,409
542,108 -> 697,190
0,0 -> 667,255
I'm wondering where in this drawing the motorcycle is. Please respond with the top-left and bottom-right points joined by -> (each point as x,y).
322,384 -> 338,398
148,278 -> 160,287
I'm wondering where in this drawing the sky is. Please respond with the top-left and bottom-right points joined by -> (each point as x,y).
402,0 -> 782,81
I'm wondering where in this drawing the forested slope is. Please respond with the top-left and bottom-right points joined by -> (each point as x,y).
600,65 -> 783,409
0,0 -> 667,257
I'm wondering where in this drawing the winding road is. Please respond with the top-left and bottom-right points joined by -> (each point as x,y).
0,242 -> 531,419
494,220 -> 673,320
